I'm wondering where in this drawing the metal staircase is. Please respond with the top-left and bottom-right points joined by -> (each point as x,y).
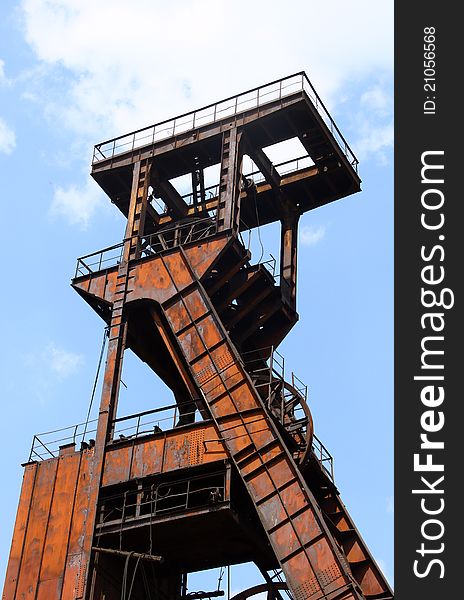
72,229 -> 392,600
3,74 -> 392,600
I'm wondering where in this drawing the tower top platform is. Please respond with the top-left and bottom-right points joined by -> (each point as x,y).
91,72 -> 360,234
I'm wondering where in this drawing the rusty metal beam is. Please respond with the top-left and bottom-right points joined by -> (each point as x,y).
217,127 -> 244,234
125,160 -> 152,260
91,547 -> 163,563
155,178 -> 189,218
247,147 -> 281,190
280,213 -> 299,309
156,164 -> 322,229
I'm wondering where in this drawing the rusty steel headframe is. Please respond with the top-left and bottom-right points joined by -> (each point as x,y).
3,73 -> 392,600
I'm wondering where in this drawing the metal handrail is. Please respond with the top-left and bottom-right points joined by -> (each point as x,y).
112,404 -> 200,440
97,469 -> 227,528
26,402 -> 205,462
28,377 -> 334,480
74,216 -> 220,278
92,72 -> 358,171
311,433 -> 334,480
140,216 -> 218,257
241,345 -> 335,479
74,151 -> 325,279
74,242 -> 125,278
27,418 -> 99,462
179,153 -> 315,206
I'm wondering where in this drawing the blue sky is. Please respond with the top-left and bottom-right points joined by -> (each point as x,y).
0,0 -> 393,591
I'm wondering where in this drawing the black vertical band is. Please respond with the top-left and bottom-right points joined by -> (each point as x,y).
395,4 -> 461,598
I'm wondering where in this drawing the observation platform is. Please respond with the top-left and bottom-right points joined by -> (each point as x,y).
90,72 -> 360,233
24,402 -> 335,572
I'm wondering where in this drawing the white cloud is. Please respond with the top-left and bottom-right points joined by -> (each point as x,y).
300,224 -> 326,246
351,80 -> 393,163
21,342 -> 84,404
50,177 -> 104,227
19,0 -> 393,223
0,58 -> 13,87
355,121 -> 393,164
386,495 -> 394,514
356,122 -> 394,164
47,342 -> 84,377
376,558 -> 391,583
0,60 -> 17,154
22,342 -> 84,402
0,59 -> 7,84
361,85 -> 391,116
20,0 -> 393,138
0,117 -> 16,154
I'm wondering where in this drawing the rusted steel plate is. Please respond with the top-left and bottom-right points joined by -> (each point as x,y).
36,453 -> 81,599
37,578 -> 65,599
88,270 -> 115,300
129,436 -> 165,480
131,436 -> 165,476
14,458 -> 58,599
258,483 -> 309,530
165,287 -> 209,333
355,567 -> 386,597
2,463 -> 38,599
72,237 -> 230,311
177,316 -> 222,364
163,433 -> 191,471
102,423 -> 227,487
101,443 -> 133,485
130,256 -> 186,303
305,540 -> 345,596
126,238 -> 229,303
183,238 -> 231,279
60,452 -> 92,600
283,550 -> 321,600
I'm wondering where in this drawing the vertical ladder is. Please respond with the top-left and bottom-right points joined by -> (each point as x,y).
78,160 -> 151,600
127,160 -> 152,261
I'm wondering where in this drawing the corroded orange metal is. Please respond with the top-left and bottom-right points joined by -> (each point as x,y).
3,74 -> 392,600
102,423 -> 226,487
3,426 -> 227,599
3,463 -> 37,599
154,250 -> 356,600
72,239 -> 363,599
72,236 -> 231,306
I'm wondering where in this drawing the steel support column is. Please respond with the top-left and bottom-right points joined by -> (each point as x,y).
280,211 -> 300,309
80,159 -> 152,600
218,128 -> 244,234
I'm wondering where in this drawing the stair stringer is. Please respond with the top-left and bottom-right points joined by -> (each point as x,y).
305,470 -> 393,600
152,245 -> 363,600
